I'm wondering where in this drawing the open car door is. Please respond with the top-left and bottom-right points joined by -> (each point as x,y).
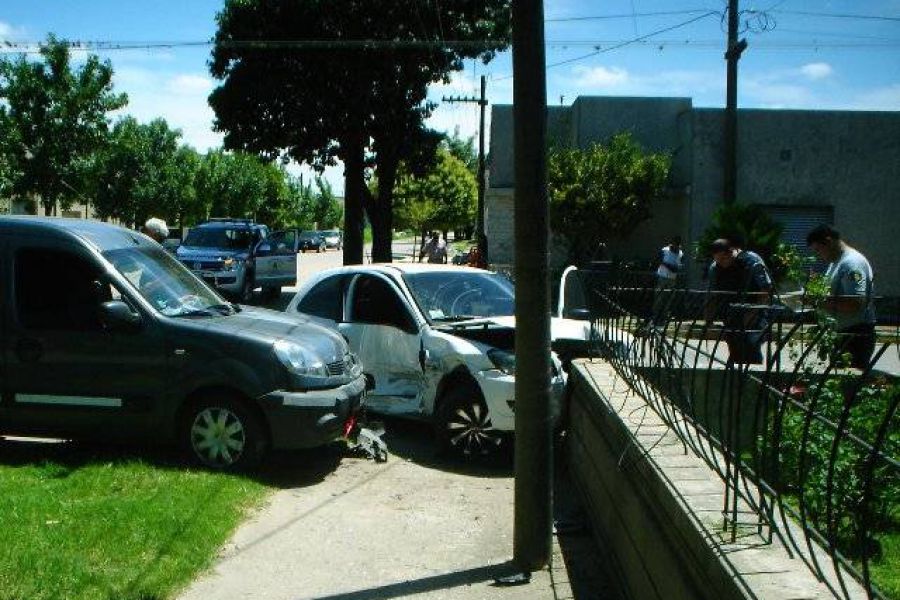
255,229 -> 299,292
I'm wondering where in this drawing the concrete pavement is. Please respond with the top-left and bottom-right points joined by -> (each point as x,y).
177,422 -> 613,600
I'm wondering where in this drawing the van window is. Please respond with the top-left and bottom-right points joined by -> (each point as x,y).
15,248 -> 107,331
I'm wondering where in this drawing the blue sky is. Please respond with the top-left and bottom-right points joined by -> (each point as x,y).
3,0 -> 898,193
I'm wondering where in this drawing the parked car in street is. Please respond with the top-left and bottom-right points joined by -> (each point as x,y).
299,231 -> 326,253
176,218 -> 299,301
285,264 -> 594,457
0,217 -> 366,470
319,229 -> 342,250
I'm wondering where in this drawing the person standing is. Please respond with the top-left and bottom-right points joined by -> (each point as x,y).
141,217 -> 169,244
806,225 -> 876,369
419,231 -> 447,264
651,236 -> 683,325
703,236 -> 774,364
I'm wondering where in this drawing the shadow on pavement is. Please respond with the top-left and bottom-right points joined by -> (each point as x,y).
378,416 -> 515,478
0,436 -> 347,490
307,562 -> 522,600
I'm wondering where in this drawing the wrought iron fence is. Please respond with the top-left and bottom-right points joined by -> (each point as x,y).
567,266 -> 900,600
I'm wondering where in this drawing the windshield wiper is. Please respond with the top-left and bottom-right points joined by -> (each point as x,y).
431,314 -> 481,322
206,303 -> 240,315
173,309 -> 217,318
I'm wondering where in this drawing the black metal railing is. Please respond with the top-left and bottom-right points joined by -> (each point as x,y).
566,266 -> 899,600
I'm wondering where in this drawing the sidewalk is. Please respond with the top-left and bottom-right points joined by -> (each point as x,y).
177,422 -> 613,600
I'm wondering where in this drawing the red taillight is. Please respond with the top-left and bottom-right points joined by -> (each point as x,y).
343,414 -> 358,439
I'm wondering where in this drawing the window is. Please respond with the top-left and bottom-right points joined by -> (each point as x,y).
351,275 -> 415,331
16,248 -> 107,331
297,275 -> 348,322
263,230 -> 297,255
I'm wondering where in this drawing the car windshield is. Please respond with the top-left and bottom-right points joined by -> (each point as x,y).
300,232 -> 319,240
403,271 -> 515,322
104,246 -> 231,317
183,227 -> 256,250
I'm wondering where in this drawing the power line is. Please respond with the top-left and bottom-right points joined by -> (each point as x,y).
545,9 -> 713,23
497,10 -> 718,80
771,9 -> 900,22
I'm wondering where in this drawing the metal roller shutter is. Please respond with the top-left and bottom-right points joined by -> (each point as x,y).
762,205 -> 834,271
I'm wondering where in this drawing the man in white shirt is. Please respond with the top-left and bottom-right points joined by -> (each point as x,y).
806,224 -> 876,369
651,236 -> 683,325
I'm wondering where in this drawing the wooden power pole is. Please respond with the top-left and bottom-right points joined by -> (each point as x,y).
442,75 -> 488,260
723,0 -> 747,204
512,0 -> 553,573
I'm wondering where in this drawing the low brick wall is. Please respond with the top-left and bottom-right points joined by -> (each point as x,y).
566,359 -> 866,600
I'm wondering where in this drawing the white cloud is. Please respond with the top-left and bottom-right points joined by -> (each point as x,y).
571,65 -> 630,89
0,21 -> 27,42
166,74 -> 213,96
800,62 -> 833,81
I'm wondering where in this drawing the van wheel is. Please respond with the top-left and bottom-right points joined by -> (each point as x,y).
435,385 -> 503,459
182,394 -> 267,470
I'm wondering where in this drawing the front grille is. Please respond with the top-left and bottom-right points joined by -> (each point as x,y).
327,360 -> 346,376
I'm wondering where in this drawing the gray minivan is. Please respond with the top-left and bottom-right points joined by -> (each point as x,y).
0,217 -> 365,469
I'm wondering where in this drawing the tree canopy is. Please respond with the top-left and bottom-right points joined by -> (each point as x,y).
548,133 -> 672,263
0,37 -> 127,214
208,0 -> 509,264
394,147 -> 476,234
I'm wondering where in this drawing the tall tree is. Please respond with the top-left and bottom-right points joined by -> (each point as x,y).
394,147 -> 476,237
92,118 -> 198,228
0,37 -> 127,214
208,0 -> 509,265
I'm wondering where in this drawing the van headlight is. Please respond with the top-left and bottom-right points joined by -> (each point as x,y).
273,340 -> 329,377
222,257 -> 242,272
487,349 -> 516,376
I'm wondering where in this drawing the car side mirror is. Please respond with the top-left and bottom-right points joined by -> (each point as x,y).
567,308 -> 592,321
99,300 -> 142,331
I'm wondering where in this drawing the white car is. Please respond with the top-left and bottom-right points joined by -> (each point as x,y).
284,264 -> 595,457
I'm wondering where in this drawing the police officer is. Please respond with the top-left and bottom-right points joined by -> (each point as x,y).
704,235 -> 774,364
806,224 -> 876,369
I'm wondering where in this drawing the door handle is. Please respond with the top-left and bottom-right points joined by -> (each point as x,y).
16,338 -> 44,363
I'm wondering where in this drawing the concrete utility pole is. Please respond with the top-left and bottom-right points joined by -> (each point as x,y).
723,0 -> 747,204
442,75 -> 488,261
512,0 -> 553,573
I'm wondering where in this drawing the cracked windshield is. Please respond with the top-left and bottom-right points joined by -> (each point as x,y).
0,1 -> 897,600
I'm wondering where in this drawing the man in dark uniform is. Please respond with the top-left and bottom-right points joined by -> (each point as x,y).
703,236 -> 774,364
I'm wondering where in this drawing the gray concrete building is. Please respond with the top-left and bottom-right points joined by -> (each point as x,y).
487,96 -> 900,294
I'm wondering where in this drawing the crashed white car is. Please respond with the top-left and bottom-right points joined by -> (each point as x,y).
284,264 -> 594,457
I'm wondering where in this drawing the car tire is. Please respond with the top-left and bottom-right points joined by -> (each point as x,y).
262,285 -> 281,299
182,393 -> 267,471
435,384 -> 503,459
239,272 -> 255,304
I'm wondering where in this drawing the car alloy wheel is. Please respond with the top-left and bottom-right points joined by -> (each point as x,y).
190,406 -> 247,468
438,388 -> 502,458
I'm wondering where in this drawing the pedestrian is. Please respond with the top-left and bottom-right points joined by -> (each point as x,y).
703,236 -> 774,365
652,236 -> 683,325
419,231 -> 447,264
142,217 -> 169,244
806,224 -> 876,369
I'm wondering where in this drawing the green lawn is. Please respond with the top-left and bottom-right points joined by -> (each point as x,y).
0,440 -> 269,600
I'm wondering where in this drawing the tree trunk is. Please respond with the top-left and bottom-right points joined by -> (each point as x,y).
367,153 -> 398,263
342,133 -> 366,265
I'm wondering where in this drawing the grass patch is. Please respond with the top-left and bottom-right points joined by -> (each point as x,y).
0,440 -> 268,600
868,531 -> 900,599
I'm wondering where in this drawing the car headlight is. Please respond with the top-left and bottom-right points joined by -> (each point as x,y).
273,340 -> 329,377
487,349 -> 516,376
345,352 -> 362,376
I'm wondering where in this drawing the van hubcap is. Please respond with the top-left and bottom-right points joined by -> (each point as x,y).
191,407 -> 246,467
446,402 -> 501,456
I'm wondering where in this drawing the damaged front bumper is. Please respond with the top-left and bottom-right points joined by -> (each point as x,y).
258,375 -> 367,450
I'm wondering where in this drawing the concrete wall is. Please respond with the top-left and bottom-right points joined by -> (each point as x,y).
691,108 -> 900,294
488,96 -> 900,294
567,359 -> 867,600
